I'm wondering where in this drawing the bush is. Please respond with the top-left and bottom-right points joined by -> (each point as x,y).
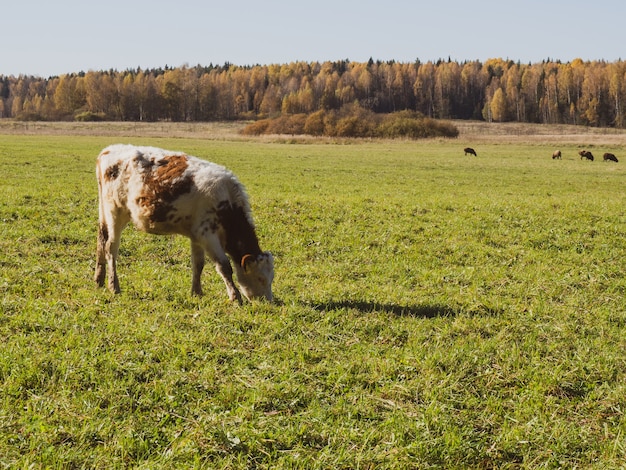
303,111 -> 326,136
74,111 -> 106,122
242,114 -> 307,136
333,104 -> 378,137
240,104 -> 458,139
424,118 -> 460,138
378,113 -> 459,139
240,119 -> 271,135
268,114 -> 307,135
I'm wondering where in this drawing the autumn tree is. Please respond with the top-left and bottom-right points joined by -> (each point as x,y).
540,66 -> 559,124
608,61 -> 626,127
460,61 -> 486,119
520,64 -> 543,123
579,61 -> 609,126
54,74 -> 85,117
502,63 -> 523,121
414,62 -> 435,117
490,87 -> 507,122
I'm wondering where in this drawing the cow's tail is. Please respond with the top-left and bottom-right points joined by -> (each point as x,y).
94,154 -> 108,286
95,155 -> 106,225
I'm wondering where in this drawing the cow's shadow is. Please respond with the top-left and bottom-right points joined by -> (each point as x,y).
305,299 -> 463,318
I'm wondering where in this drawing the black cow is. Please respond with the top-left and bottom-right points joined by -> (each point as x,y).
603,152 -> 618,163
464,147 -> 477,156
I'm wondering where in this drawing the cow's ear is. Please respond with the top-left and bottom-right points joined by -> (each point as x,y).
241,254 -> 254,273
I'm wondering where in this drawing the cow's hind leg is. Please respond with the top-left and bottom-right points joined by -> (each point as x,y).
94,222 -> 108,287
190,241 -> 205,296
96,211 -> 129,294
105,223 -> 124,294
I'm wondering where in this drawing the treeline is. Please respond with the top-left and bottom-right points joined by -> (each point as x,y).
1,58 -> 626,127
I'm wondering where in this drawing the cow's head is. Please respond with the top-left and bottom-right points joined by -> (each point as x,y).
236,252 -> 275,302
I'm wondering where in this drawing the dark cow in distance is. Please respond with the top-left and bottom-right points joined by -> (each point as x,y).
552,150 -> 562,159
603,152 -> 618,162
464,147 -> 477,156
579,150 -> 594,161
95,144 -> 274,303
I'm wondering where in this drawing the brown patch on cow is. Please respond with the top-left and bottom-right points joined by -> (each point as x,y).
145,155 -> 191,198
137,154 -> 193,223
155,154 -> 187,177
104,162 -> 121,181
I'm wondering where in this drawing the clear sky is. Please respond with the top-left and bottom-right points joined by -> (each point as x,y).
4,0 -> 625,77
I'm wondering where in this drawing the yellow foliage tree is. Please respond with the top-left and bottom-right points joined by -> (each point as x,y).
490,88 -> 507,122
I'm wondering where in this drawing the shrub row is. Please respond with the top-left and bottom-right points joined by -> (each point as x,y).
241,105 -> 459,139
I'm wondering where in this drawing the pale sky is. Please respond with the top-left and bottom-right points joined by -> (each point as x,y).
4,0 -> 625,77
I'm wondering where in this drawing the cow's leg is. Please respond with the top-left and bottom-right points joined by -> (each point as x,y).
215,257 -> 243,303
199,233 -> 242,303
106,220 -> 125,293
94,222 -> 108,287
190,241 -> 205,296
100,211 -> 129,294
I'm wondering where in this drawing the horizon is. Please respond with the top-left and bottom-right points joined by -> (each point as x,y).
2,56 -> 623,80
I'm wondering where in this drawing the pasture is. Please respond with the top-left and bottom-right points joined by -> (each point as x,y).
1,124 -> 626,468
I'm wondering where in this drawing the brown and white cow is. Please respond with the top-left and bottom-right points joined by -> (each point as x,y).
579,150 -> 594,161
552,150 -> 562,159
94,144 -> 274,303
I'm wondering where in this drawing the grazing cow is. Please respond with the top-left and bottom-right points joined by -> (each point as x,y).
94,144 -> 274,303
579,150 -> 594,161
603,152 -> 619,162
552,150 -> 562,159
464,147 -> 477,156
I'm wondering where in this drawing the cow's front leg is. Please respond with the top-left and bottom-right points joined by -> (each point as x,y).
197,232 -> 243,303
215,257 -> 243,303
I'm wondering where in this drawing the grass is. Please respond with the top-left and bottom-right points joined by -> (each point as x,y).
2,126 -> 626,468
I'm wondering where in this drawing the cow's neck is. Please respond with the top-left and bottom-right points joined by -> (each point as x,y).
218,203 -> 262,264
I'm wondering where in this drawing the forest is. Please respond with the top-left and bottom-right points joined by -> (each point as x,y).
1,57 -> 626,128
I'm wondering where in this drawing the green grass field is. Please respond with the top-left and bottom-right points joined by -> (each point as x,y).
2,128 -> 626,468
